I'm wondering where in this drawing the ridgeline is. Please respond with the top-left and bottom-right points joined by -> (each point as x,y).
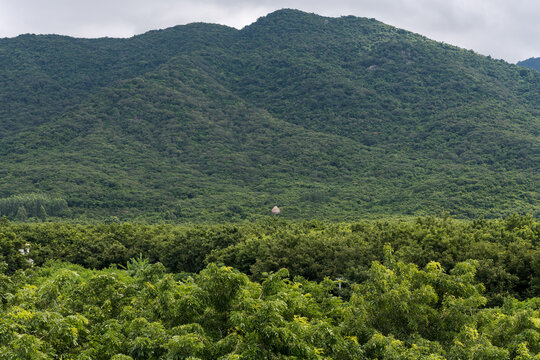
518,57 -> 540,72
0,9 -> 538,221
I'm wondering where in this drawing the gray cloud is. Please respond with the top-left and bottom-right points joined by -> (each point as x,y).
0,0 -> 539,62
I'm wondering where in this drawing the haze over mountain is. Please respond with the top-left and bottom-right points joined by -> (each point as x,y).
1,9 -> 538,221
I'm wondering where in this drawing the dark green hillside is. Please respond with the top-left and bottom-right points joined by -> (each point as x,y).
2,57 -> 374,221
518,57 -> 540,72
0,9 -> 538,220
225,10 -> 540,165
0,24 -> 236,136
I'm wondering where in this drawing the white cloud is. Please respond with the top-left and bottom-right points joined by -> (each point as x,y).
0,0 -> 539,62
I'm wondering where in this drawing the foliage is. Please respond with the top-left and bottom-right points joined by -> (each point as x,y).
0,10 -> 537,221
2,8 -> 539,358
2,255 -> 540,359
0,194 -> 68,220
517,57 -> 540,72
1,216 -> 540,358
1,215 -> 540,303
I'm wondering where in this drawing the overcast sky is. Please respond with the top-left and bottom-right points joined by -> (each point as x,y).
0,0 -> 538,63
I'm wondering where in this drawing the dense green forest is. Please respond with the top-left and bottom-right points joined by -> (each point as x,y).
0,9 -> 538,221
518,57 -> 540,72
2,216 -> 540,358
2,8 -> 539,358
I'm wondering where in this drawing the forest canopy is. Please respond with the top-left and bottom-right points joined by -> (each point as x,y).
0,9 -> 538,221
1,216 -> 540,358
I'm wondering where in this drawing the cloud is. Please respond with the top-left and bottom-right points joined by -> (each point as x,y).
0,0 -> 539,62
0,0 -> 270,37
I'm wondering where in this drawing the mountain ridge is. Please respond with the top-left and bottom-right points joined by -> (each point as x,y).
518,57 -> 540,72
0,9 -> 538,221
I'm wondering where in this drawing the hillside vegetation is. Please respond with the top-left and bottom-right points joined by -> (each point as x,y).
2,216 -> 540,358
518,57 -> 540,72
0,9 -> 538,221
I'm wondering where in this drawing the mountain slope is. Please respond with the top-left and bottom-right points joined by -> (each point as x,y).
518,57 -> 540,72
0,9 -> 538,221
0,23 -> 236,136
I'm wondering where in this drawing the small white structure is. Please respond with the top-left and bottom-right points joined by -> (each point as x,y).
271,206 -> 280,215
18,243 -> 30,256
18,243 -> 33,266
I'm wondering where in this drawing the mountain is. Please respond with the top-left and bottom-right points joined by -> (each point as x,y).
0,9 -> 538,221
518,57 -> 540,72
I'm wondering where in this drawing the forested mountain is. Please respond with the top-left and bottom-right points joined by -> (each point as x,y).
518,57 -> 540,72
1,9 -> 538,221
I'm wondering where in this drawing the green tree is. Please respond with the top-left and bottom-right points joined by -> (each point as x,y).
15,206 -> 27,221
38,205 -> 47,220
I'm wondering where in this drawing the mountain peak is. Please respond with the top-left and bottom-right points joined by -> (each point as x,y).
243,8 -> 328,31
0,10 -> 538,221
517,57 -> 540,72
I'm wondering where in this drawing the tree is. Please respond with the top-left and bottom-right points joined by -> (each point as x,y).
38,205 -> 47,220
15,206 -> 27,221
